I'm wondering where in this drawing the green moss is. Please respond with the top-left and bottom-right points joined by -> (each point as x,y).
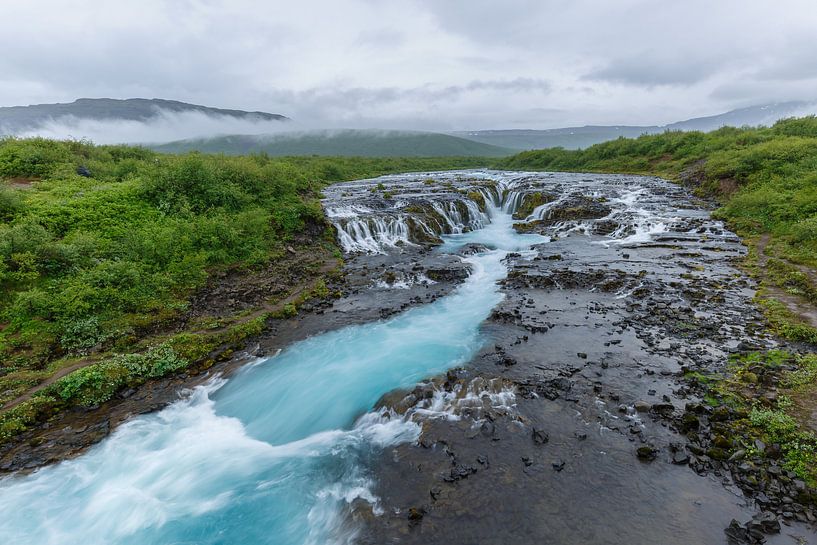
43,344 -> 188,408
0,395 -> 60,442
466,191 -> 486,211
513,192 -> 555,219
749,406 -> 817,483
278,303 -> 297,318
693,349 -> 817,485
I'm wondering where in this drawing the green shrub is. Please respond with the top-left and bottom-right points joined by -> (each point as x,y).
50,345 -> 187,407
0,186 -> 21,220
0,137 -> 74,178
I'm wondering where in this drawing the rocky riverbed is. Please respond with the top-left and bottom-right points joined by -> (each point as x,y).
0,169 -> 814,545
322,170 -> 817,545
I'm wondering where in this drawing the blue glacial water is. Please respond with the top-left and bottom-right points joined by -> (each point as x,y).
0,204 -> 544,545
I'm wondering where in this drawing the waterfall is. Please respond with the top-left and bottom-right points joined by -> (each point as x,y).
335,216 -> 411,253
463,199 -> 489,229
432,201 -> 466,234
478,187 -> 501,208
502,190 -> 524,214
431,200 -> 488,235
324,205 -> 373,218
333,195 -> 491,254
526,195 -> 565,221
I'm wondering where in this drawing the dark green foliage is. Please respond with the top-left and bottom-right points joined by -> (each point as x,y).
47,344 -> 187,407
0,137 -> 486,380
151,130 -> 514,157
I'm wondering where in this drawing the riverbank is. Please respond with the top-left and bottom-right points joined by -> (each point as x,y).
0,137 -> 489,451
0,162 -> 815,543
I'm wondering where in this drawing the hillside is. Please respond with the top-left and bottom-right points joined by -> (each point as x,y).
0,98 -> 288,134
456,101 -> 817,150
151,130 -> 514,157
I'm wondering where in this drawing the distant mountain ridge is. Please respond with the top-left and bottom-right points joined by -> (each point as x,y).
151,130 -> 513,157
0,98 -> 288,133
454,101 -> 817,150
2,96 -> 815,154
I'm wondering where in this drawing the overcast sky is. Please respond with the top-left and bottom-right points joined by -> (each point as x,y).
2,0 -> 816,130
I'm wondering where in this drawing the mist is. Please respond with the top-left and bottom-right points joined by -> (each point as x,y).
14,110 -> 296,145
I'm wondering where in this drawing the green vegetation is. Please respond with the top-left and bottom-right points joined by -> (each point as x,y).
730,351 -> 817,484
151,130 -> 514,158
0,136 -> 488,441
501,117 -> 817,342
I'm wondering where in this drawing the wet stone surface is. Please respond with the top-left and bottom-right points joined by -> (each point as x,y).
322,170 -> 816,545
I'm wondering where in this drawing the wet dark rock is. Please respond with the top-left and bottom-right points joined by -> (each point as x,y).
750,511 -> 780,534
541,195 -> 612,224
728,449 -> 746,462
706,447 -> 729,461
711,405 -> 732,422
681,412 -> 700,432
636,446 -> 657,461
408,507 -> 425,522
426,267 -> 469,283
444,464 -> 477,482
671,450 -> 690,465
593,219 -> 619,235
650,402 -> 675,416
532,428 -> 549,445
634,401 -> 651,413
765,444 -> 782,460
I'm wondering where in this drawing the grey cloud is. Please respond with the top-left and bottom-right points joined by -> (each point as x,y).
583,55 -> 725,87
0,0 -> 816,131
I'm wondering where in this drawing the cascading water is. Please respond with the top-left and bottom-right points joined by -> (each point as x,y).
0,181 -> 545,545
430,200 -> 487,235
502,189 -> 524,214
335,215 -> 412,253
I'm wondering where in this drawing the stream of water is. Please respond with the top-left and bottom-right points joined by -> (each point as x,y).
0,196 -> 544,544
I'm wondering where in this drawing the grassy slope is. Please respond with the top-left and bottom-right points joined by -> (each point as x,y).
0,137 -> 489,440
152,130 -> 514,157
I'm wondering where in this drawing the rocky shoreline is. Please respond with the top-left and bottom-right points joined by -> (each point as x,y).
0,237 -> 478,474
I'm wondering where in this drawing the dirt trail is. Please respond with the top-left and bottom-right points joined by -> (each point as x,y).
756,234 -> 817,329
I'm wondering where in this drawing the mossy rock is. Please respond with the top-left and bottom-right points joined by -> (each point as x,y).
513,192 -> 556,219
466,191 -> 486,212
408,217 -> 443,245
706,447 -> 729,460
513,220 -> 546,234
